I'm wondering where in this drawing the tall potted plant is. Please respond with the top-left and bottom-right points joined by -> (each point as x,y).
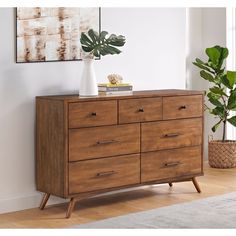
193,45 -> 236,168
79,29 -> 126,96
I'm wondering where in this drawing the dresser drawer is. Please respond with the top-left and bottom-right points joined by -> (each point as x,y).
163,95 -> 203,120
69,100 -> 117,128
69,124 -> 140,161
119,97 -> 162,124
69,154 -> 140,194
141,146 -> 202,183
142,118 -> 202,152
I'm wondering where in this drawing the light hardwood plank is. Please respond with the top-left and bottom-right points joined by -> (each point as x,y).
0,162 -> 236,228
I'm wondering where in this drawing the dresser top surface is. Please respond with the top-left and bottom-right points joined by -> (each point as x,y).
36,89 -> 204,102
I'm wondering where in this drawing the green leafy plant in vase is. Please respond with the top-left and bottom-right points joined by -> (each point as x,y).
80,29 -> 126,57
79,29 -> 126,97
193,45 -> 236,168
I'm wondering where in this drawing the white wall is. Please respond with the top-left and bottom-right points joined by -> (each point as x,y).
0,7 -> 186,213
226,8 -> 236,140
187,8 -> 226,158
97,8 -> 186,90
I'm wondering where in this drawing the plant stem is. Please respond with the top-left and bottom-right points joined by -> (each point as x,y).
222,120 -> 226,142
218,83 -> 228,142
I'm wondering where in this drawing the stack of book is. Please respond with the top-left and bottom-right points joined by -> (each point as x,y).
98,83 -> 133,95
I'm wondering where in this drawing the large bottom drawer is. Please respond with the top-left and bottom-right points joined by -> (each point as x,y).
69,154 -> 140,194
141,146 -> 202,183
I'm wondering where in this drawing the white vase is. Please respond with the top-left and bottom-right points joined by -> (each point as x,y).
79,58 -> 98,96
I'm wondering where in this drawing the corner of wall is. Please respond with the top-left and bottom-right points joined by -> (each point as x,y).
0,193 -> 67,214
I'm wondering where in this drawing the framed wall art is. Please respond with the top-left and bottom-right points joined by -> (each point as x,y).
16,7 -> 101,63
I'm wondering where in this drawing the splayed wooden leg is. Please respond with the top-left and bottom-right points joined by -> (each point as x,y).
66,198 -> 76,218
192,177 -> 201,193
39,193 -> 50,210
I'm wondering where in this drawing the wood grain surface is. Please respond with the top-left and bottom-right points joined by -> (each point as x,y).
69,154 -> 140,194
36,90 -> 204,218
119,97 -> 162,124
69,100 -> 117,128
141,146 -> 202,182
163,95 -> 203,120
69,124 -> 140,161
142,118 -> 202,152
36,89 -> 204,102
36,98 -> 66,197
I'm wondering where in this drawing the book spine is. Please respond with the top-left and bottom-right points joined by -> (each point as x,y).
98,86 -> 133,92
99,91 -> 133,95
98,83 -> 131,87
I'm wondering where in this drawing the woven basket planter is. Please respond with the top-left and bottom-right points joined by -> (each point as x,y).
208,140 -> 236,168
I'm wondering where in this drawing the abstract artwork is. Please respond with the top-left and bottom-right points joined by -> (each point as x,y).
16,7 -> 100,63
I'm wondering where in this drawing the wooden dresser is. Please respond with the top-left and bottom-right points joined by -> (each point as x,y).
36,90 -> 204,218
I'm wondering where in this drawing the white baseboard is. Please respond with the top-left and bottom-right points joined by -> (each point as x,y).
0,185 -> 165,214
0,192 -> 67,214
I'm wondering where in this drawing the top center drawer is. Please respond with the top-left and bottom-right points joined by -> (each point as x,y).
69,100 -> 117,128
119,97 -> 162,124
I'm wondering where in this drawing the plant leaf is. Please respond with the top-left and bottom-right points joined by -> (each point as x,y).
80,37 -> 93,47
99,46 -> 111,56
93,48 -> 100,57
227,91 -> 236,110
192,61 -> 215,74
210,106 -> 224,118
208,98 -> 224,108
214,46 -> 228,60
206,47 -> 221,65
211,119 -> 222,132
81,45 -> 93,52
200,70 -> 215,82
221,74 -> 233,89
80,33 -> 93,45
207,91 -> 221,100
195,58 -> 205,64
105,45 -> 122,54
214,46 -> 228,70
227,116 -> 236,127
209,87 -> 227,96
227,71 -> 236,87
88,29 -> 98,43
222,47 -> 229,59
80,29 -> 126,57
100,31 -> 108,41
107,34 -> 126,46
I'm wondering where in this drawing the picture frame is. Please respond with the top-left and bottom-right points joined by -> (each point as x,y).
15,7 -> 101,63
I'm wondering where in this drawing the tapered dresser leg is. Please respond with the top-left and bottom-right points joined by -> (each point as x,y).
192,177 -> 201,193
39,193 -> 50,210
66,198 -> 76,219
168,183 -> 173,187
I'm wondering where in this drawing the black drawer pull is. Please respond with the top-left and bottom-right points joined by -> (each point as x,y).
138,108 -> 144,112
163,133 -> 180,138
163,162 -> 181,168
96,140 -> 118,145
91,112 -> 97,116
96,171 -> 116,177
179,105 -> 186,110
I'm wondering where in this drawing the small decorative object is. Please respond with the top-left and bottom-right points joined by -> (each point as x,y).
98,82 -> 133,96
16,7 -> 100,62
79,29 -> 126,96
193,45 -> 236,168
107,74 -> 123,85
98,74 -> 132,96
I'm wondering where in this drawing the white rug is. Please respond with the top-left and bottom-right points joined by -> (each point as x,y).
73,192 -> 236,228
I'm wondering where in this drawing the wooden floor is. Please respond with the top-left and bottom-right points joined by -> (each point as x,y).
1,162 -> 236,228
